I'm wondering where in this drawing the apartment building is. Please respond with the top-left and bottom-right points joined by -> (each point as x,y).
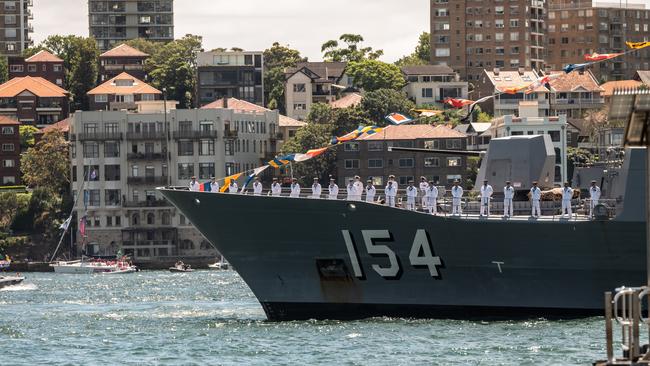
429,0 -> 547,82
196,51 -> 264,107
88,0 -> 174,52
401,65 -> 469,107
99,43 -> 150,82
0,116 -> 20,185
70,106 -> 278,260
8,50 -> 65,87
476,69 -> 550,116
0,76 -> 70,126
547,0 -> 650,81
284,62 -> 352,120
87,72 -> 162,111
336,124 -> 469,189
0,0 -> 32,57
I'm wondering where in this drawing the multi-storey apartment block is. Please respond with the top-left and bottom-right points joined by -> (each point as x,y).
336,124 -> 469,188
88,0 -> 174,52
284,62 -> 352,120
8,50 -> 65,87
547,0 -> 650,81
0,76 -> 70,126
0,0 -> 32,57
196,51 -> 264,108
0,116 -> 20,186
429,0 -> 547,83
99,43 -> 150,83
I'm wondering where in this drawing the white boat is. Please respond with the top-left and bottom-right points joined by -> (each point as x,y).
208,258 -> 230,270
50,259 -> 137,274
169,262 -> 193,272
0,275 -> 24,289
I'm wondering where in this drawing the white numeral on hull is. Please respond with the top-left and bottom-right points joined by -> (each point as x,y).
342,229 -> 443,279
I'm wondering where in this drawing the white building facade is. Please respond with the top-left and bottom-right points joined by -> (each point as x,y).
401,65 -> 468,107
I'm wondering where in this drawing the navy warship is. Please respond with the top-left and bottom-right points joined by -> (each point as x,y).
159,136 -> 646,321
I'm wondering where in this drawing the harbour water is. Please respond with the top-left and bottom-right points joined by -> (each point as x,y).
1,271 -> 606,365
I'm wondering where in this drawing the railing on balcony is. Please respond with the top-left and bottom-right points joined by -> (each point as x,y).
123,199 -> 170,208
126,131 -> 166,140
76,132 -> 123,141
127,152 -> 166,160
126,176 -> 168,185
269,132 -> 284,142
172,130 -> 218,139
110,102 -> 137,110
121,240 -> 174,247
223,129 -> 238,140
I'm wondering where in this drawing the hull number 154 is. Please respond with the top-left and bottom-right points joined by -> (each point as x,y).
341,229 -> 443,280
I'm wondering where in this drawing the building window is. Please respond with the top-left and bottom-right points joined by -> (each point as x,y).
141,93 -> 156,101
293,103 -> 307,110
447,157 -> 461,167
445,139 -> 462,149
344,142 -> 359,151
88,190 -> 100,207
178,163 -> 194,180
53,64 -> 62,72
548,130 -> 561,142
199,140 -> 214,156
1,126 -> 14,134
105,165 -> 120,181
421,88 -> 433,98
446,174 -> 462,184
424,157 -> 440,168
84,165 -> 100,181
9,65 -> 23,73
368,159 -> 383,168
368,141 -> 383,151
178,140 -> 193,156
146,213 -> 155,225
105,189 -> 121,206
344,159 -> 360,169
293,84 -> 306,92
83,142 -> 99,158
399,176 -> 414,186
435,48 -> 450,57
399,158 -> 414,168
94,94 -> 108,103
27,64 -> 37,72
2,176 -> 15,185
199,163 -> 215,179
2,159 -> 14,168
104,141 -> 120,157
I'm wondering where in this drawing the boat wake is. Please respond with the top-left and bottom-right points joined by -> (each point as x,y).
0,283 -> 37,292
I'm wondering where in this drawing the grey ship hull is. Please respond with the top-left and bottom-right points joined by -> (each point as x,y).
160,190 -> 645,321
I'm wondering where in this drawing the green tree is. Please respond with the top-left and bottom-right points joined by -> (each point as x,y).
280,123 -> 337,185
124,38 -> 159,57
263,42 -> 305,113
395,32 -> 431,67
321,34 -> 383,62
19,125 -> 39,149
0,192 -> 20,231
147,34 -> 203,108
0,56 -> 7,84
20,129 -> 70,195
305,103 -> 335,125
476,112 -> 492,123
360,88 -> 415,124
346,60 -> 406,92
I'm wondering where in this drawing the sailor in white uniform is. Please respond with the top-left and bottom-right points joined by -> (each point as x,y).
561,182 -> 574,218
385,180 -> 397,207
189,176 -> 200,192
228,180 -> 238,194
530,181 -> 541,218
425,180 -> 438,215
589,180 -> 601,218
290,178 -> 301,198
451,180 -> 463,216
328,178 -> 339,200
252,177 -> 263,196
346,178 -> 357,201
419,177 -> 429,210
311,178 -> 322,199
503,181 -> 514,218
353,176 -> 363,201
210,177 -> 219,193
271,178 -> 282,197
406,180 -> 418,211
479,180 -> 493,217
365,179 -> 376,203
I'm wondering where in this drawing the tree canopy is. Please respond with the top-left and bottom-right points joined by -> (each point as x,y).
263,42 -> 305,113
360,88 -> 415,124
346,59 -> 406,92
20,129 -> 70,195
321,34 -> 383,62
19,125 -> 40,149
395,32 -> 431,67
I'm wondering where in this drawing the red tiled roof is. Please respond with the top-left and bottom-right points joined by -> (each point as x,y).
330,93 -> 363,109
600,80 -> 643,96
87,72 -> 161,95
200,97 -> 306,128
0,76 -> 69,98
0,115 -> 19,125
547,70 -> 603,92
100,44 -> 149,58
362,124 -> 467,141
39,117 -> 71,133
483,70 -> 548,93
25,50 -> 63,63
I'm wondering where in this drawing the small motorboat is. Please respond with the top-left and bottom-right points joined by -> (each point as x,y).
51,259 -> 138,274
0,275 -> 25,289
169,261 -> 193,273
208,258 -> 230,270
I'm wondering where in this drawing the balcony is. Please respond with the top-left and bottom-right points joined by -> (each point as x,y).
172,130 -> 218,139
123,199 -> 170,208
76,132 -> 123,141
126,131 -> 166,140
127,176 -> 168,185
121,240 -> 174,247
110,101 -> 137,111
269,132 -> 283,142
223,129 -> 238,140
127,152 -> 166,160
124,65 -> 144,71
